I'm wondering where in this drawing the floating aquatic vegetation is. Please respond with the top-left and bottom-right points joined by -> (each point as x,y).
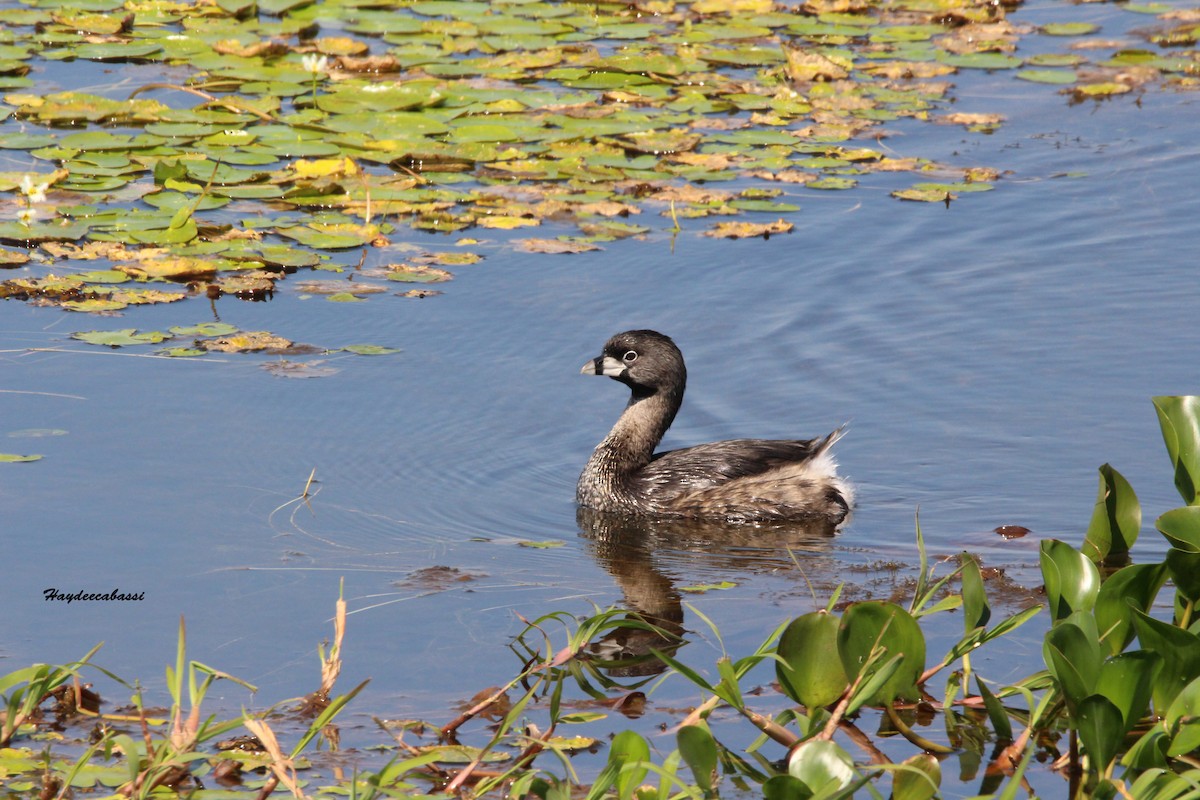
0,0 -> 1194,357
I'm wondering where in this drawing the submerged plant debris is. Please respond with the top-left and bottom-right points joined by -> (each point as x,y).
0,0 -> 1195,351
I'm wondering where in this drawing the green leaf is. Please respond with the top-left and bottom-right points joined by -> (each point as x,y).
342,344 -> 401,355
1041,22 -> 1100,36
679,581 -> 737,593
1016,69 -> 1078,85
1094,562 -> 1168,655
892,753 -> 941,800
937,52 -> 1023,70
960,552 -> 991,632
837,601 -> 925,705
1095,651 -> 1161,733
762,774 -> 811,800
1040,539 -> 1100,621
786,739 -> 856,793
977,676 -> 1013,741
71,328 -> 171,347
677,725 -> 718,794
1166,676 -> 1200,755
608,730 -> 649,800
1154,397 -> 1200,505
1044,621 -> 1101,714
1075,695 -> 1123,774
168,323 -> 239,336
0,453 -> 42,462
776,611 -> 848,709
1132,609 -> 1200,713
1083,463 -> 1141,563
1157,507 -> 1200,553
1167,549 -> 1200,603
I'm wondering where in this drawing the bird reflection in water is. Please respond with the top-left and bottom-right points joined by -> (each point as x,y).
576,508 -> 838,678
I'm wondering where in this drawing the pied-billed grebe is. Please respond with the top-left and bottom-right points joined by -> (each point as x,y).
577,330 -> 852,524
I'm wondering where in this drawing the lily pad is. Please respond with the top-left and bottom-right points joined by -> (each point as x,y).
386,266 -> 453,283
704,219 -> 793,239
1017,69 -> 1078,85
1041,22 -> 1099,36
72,328 -> 171,347
0,453 -> 43,463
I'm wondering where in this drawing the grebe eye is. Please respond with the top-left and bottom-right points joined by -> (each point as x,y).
622,350 -> 638,363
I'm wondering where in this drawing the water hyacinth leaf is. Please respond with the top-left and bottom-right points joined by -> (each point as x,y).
960,552 -> 990,632
1166,549 -> 1200,603
1083,463 -> 1141,563
676,725 -> 718,794
1165,676 -> 1200,755
1040,539 -> 1100,621
777,611 -> 848,709
1044,621 -> 1101,714
1131,609 -> 1200,713
892,753 -> 941,800
786,739 -> 857,794
837,601 -> 925,705
1075,695 -> 1123,774
1157,507 -> 1200,553
608,730 -> 649,800
762,775 -> 809,800
977,676 -> 1013,741
1095,650 -> 1161,733
1094,562 -> 1168,656
1153,396 -> 1200,505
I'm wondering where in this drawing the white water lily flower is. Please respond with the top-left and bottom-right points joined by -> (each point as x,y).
301,54 -> 330,75
20,175 -> 50,204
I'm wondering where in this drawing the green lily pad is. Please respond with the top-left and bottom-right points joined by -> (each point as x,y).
1041,23 -> 1099,36
0,453 -> 42,462
342,344 -> 401,355
169,323 -> 239,336
680,581 -> 738,593
386,265 -> 453,283
1017,69 -> 1078,85
72,328 -> 172,347
937,52 -> 1023,70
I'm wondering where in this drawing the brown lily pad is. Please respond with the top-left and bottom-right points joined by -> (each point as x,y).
703,219 -> 794,239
